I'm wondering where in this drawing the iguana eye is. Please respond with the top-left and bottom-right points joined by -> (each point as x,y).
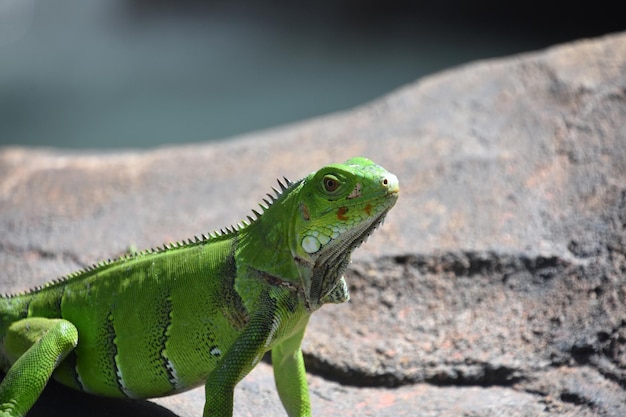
323,175 -> 340,192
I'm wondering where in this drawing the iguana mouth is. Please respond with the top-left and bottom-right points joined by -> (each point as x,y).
327,184 -> 398,255
339,208 -> 390,253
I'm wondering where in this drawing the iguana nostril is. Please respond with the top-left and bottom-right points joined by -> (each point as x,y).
381,173 -> 400,194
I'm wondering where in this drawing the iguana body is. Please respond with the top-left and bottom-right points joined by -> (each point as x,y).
0,157 -> 399,417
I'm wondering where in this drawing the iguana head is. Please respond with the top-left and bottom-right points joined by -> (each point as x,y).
291,157 -> 399,308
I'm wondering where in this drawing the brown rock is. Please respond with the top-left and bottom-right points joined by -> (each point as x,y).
1,32 -> 625,416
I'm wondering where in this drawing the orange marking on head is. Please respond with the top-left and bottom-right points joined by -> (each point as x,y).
337,207 -> 349,221
364,203 -> 372,216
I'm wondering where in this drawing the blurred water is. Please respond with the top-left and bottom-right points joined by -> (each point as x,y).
0,0 -> 621,149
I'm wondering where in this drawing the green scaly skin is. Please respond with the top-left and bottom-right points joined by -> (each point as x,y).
0,157 -> 399,417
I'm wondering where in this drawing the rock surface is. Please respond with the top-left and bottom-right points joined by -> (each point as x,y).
1,31 -> 625,416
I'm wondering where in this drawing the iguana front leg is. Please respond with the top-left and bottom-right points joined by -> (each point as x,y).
203,292 -> 282,417
0,318 -> 78,417
203,288 -> 312,417
272,326 -> 310,417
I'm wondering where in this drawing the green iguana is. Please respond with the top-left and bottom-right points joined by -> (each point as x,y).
0,157 -> 399,417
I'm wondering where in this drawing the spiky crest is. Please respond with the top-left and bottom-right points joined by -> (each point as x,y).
2,176 -> 298,298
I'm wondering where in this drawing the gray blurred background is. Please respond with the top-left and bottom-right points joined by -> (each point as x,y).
1,0 -> 624,149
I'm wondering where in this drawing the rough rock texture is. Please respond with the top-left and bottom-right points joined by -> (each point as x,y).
1,31 -> 625,416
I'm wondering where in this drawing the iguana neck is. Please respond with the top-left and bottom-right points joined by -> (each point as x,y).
235,182 -> 305,289
235,180 -> 343,311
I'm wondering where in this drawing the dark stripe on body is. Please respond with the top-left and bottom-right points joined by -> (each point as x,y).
156,293 -> 177,387
103,311 -> 126,396
55,285 -> 65,317
65,351 -> 83,390
220,238 -> 249,330
21,297 -> 31,319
